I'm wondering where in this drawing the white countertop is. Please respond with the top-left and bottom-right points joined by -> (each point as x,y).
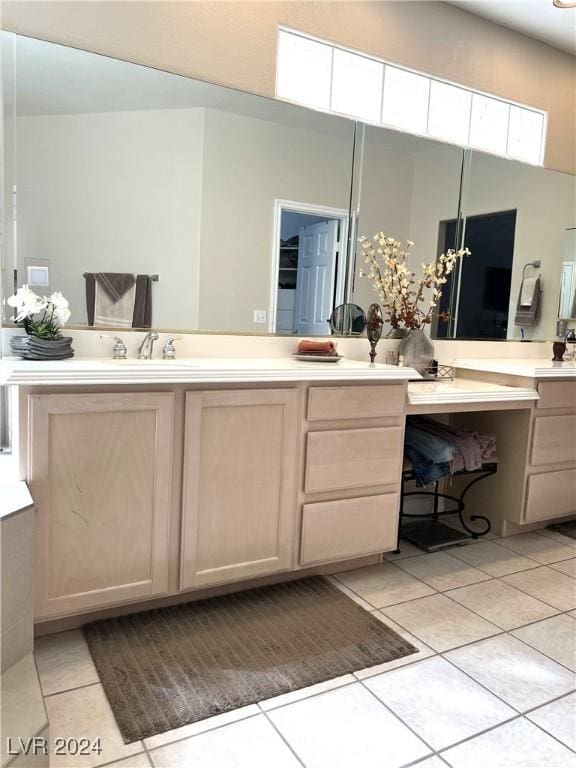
453,358 -> 576,378
408,378 -> 538,406
0,356 -> 420,385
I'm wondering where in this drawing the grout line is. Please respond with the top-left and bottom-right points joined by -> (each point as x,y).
358,676 -> 437,756
42,680 -> 100,699
95,751 -> 149,768
142,711 -> 262,754
257,706 -> 307,767
523,714 -> 576,756
497,567 -> 575,613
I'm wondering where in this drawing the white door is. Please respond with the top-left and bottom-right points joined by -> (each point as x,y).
294,219 -> 339,335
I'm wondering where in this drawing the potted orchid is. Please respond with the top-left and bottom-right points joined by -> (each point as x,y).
6,286 -> 74,360
359,233 -> 469,371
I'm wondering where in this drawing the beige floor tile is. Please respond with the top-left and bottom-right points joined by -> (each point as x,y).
550,557 -> 576,578
259,674 -> 354,711
381,593 -> 500,653
446,634 -> 576,712
268,683 -> 431,768
365,656 -> 515,750
1,654 -> 47,768
441,718 -> 576,768
413,758 -> 449,768
383,540 -> 426,560
149,715 -> 299,768
526,692 -> 576,751
445,579 -> 558,630
497,532 -> 575,564
45,684 -> 143,767
99,755 -> 152,768
35,630 -> 99,696
144,705 -> 260,749
396,551 -> 492,591
538,528 -> 576,550
570,610 -> 576,618
324,576 -> 375,611
449,540 -> 539,577
512,614 -> 576,671
334,562 -> 435,608
502,566 -> 576,611
354,612 -> 435,679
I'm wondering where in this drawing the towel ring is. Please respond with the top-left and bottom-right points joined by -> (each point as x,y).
522,261 -> 541,280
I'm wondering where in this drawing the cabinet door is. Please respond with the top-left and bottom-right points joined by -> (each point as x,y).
181,389 -> 298,588
30,392 -> 174,618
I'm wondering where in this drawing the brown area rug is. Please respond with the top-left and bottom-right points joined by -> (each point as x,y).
83,576 -> 417,743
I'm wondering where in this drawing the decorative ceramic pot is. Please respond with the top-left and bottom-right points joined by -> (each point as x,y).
398,329 -> 434,373
10,334 -> 74,361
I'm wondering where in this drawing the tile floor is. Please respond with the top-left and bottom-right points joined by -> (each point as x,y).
33,527 -> 576,768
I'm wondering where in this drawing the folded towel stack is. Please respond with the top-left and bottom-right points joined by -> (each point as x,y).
296,339 -> 338,357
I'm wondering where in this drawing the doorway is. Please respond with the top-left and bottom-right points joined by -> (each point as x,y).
436,210 -> 517,340
271,201 -> 349,335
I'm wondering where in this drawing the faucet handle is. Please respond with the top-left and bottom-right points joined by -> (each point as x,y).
100,335 -> 127,359
162,336 -> 183,360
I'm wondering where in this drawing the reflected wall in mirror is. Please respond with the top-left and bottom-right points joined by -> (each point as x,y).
351,124 -> 465,336
559,228 -> 576,324
2,34 -> 355,335
436,152 -> 576,341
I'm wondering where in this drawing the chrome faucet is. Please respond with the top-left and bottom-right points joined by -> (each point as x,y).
137,332 -> 159,359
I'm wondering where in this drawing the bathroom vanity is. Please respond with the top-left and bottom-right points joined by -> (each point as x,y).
2,358 -> 416,624
2,353 -> 575,629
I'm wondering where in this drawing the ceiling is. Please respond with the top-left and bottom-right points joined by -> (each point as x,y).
450,0 -> 576,55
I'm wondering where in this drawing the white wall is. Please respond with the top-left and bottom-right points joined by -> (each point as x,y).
354,133 -> 575,341
352,134 -> 464,332
17,108 -> 204,329
198,108 -> 353,331
16,106 -> 354,332
464,153 -> 575,340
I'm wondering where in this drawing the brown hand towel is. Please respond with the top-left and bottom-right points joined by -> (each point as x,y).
514,277 -> 541,327
95,273 -> 136,303
297,339 -> 336,354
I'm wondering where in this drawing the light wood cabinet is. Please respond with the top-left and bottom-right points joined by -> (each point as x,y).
300,493 -> 399,565
30,393 -> 174,618
525,469 -> 576,522
181,389 -> 299,588
305,426 -> 403,493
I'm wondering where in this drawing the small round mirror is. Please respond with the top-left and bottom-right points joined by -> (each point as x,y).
329,303 -> 366,336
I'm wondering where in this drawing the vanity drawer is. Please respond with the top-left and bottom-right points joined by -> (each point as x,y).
307,385 -> 405,421
525,468 -> 576,522
305,426 -> 403,493
531,415 -> 576,466
536,382 -> 576,410
300,494 -> 399,565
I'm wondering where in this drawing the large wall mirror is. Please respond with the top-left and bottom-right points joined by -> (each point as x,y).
351,124 -> 465,337
436,152 -> 576,341
1,34 -> 356,336
2,32 -> 574,341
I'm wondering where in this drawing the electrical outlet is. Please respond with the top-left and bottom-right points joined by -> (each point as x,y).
253,309 -> 267,324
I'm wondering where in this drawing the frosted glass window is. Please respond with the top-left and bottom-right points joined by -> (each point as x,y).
507,106 -> 545,164
382,66 -> 429,134
331,48 -> 383,122
276,30 -> 332,110
428,81 -> 472,145
469,94 -> 510,154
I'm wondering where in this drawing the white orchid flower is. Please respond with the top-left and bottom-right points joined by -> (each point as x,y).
49,291 -> 71,325
6,285 -> 47,321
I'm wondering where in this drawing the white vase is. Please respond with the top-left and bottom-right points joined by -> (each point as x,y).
399,330 -> 434,373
